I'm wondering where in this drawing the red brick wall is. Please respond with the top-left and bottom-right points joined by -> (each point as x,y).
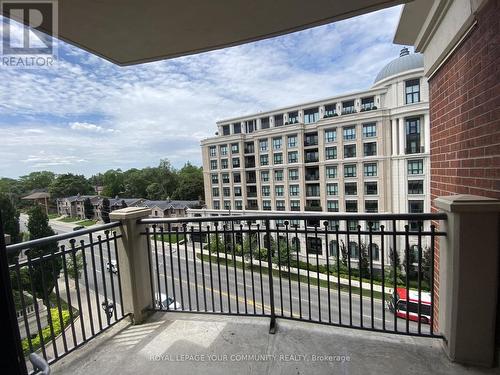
429,0 -> 500,332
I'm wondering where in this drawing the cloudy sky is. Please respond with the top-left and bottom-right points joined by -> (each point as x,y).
0,5 -> 406,178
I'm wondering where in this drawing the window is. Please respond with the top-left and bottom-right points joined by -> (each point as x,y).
342,100 -> 355,114
222,173 -> 230,183
223,187 -> 231,197
288,169 -> 299,181
231,143 -> 239,154
261,186 -> 270,197
263,200 -> 271,211
235,200 -> 243,210
405,79 -> 420,104
210,160 -> 217,170
326,165 -> 337,179
244,141 -> 255,154
364,163 -> 377,177
222,125 -> 230,135
408,180 -> 424,195
406,117 -> 421,154
259,139 -> 268,152
365,200 -> 378,213
261,117 -> 270,129
348,241 -> 359,258
233,172 -> 241,183
325,128 -> 337,143
304,108 -> 319,124
234,187 -> 242,197
306,237 -> 322,255
364,142 -> 377,156
343,126 -> 356,140
211,174 -> 218,184
261,171 -> 269,182
213,200 -> 220,209
273,153 -> 283,164
274,170 -> 284,181
408,159 -> 423,174
344,144 -> 356,158
289,184 -> 299,196
233,123 -> 241,134
260,154 -> 268,166
324,104 -> 336,117
272,137 -> 282,150
212,187 -> 219,197
245,120 -> 256,133
288,151 -> 298,163
305,150 -> 319,162
345,183 -> 357,196
363,123 -> 376,138
290,200 -> 300,211
232,157 -> 240,168
348,221 -> 359,232
287,134 -> 297,148
325,146 -> 337,160
274,114 -> 284,127
344,164 -> 356,178
327,183 -> 338,196
329,240 -> 339,257
276,200 -> 285,211
209,146 -> 216,157
288,111 -> 299,124
275,185 -> 284,197
221,159 -> 228,169
361,97 -> 375,110
408,200 -> 424,231
327,200 -> 339,212
304,132 -> 318,146
220,145 -> 228,155
306,184 -> 320,197
365,182 -> 378,195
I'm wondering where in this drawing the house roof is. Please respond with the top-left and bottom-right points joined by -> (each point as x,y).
142,200 -> 200,211
22,191 -> 50,200
373,49 -> 424,84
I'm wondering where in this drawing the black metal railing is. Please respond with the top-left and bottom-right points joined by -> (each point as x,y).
140,213 -> 446,338
6,222 -> 128,374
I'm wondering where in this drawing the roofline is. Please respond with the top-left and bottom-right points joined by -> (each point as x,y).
371,66 -> 424,87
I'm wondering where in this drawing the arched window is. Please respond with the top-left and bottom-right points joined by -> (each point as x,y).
369,244 -> 380,261
329,240 -> 338,257
349,242 -> 358,258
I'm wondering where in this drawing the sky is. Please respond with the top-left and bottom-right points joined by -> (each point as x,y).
0,5 -> 406,179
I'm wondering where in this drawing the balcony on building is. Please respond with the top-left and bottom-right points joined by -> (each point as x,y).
305,167 -> 320,181
304,150 -> 319,163
304,132 -> 318,147
341,100 -> 356,115
360,96 -> 376,111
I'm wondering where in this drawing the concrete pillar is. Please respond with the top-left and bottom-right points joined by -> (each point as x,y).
434,195 -> 500,367
398,117 -> 405,155
109,207 -> 153,324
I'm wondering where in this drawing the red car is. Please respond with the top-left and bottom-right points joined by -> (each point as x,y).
387,287 -> 432,324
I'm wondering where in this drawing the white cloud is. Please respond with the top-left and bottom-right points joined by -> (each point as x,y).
69,122 -> 118,133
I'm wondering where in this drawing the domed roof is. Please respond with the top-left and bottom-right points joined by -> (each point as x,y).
373,48 -> 424,84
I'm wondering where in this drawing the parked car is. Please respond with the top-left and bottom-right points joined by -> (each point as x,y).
73,225 -> 85,231
155,293 -> 181,310
386,287 -> 432,324
106,260 -> 118,274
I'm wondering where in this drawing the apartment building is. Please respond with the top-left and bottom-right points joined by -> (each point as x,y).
200,49 -> 430,263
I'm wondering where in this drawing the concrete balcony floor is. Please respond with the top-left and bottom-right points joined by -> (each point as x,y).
52,312 -> 497,375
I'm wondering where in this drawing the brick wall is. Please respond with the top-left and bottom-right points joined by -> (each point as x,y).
428,0 -> 499,333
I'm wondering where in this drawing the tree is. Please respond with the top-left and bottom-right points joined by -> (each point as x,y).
422,246 -> 432,284
358,242 -> 370,278
66,252 -> 83,280
25,206 -> 62,300
101,198 -> 111,223
0,193 -> 20,244
101,169 -> 124,197
272,238 -> 296,269
19,171 -> 55,192
339,240 -> 348,266
403,245 -> 417,276
172,162 -> 204,200
84,198 -> 94,220
204,234 -> 225,254
49,173 -> 93,198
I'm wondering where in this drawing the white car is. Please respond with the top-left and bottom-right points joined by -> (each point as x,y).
155,293 -> 181,310
106,260 -> 118,274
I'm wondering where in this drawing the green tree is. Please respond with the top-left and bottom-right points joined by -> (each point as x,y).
403,245 -> 417,276
66,252 -> 83,280
19,171 -> 55,192
422,246 -> 432,284
0,193 -> 20,244
205,234 -> 225,253
25,206 -> 62,300
84,198 -> 94,219
172,162 -> 203,200
101,169 -> 124,197
49,173 -> 93,198
272,238 -> 296,268
101,198 -> 111,223
358,242 -> 370,278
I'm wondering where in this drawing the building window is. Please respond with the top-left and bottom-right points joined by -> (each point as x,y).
259,139 -> 268,152
274,170 -> 284,181
289,169 -> 299,181
220,145 -> 228,155
233,123 -> 241,134
273,153 -> 283,164
365,182 -> 378,195
263,200 -> 271,211
406,117 -> 421,154
348,221 -> 359,232
276,200 -> 285,211
287,134 -> 297,148
289,184 -> 300,196
363,123 -> 376,138
305,150 -> 319,163
327,200 -> 339,212
234,200 -> 243,210
324,104 -> 336,117
261,171 -> 269,182
325,146 -> 337,160
345,183 -> 357,196
274,114 -> 284,127
233,172 -> 241,183
288,151 -> 298,163
232,157 -> 240,168
244,141 -> 255,154
344,144 -> 356,158
306,184 -> 320,197
408,200 -> 424,231
223,187 -> 231,197
304,108 -> 319,124
405,79 -> 420,104
261,117 -> 270,129
222,125 -> 230,135
262,185 -> 270,197
325,128 -> 337,143
344,164 -> 356,178
209,146 -> 216,157
221,159 -> 228,169
408,180 -> 424,195
272,137 -> 282,150
212,187 -> 219,197
365,200 -> 378,213
364,163 -> 377,177
231,143 -> 239,154
234,187 -> 242,197
275,185 -> 284,197
361,97 -> 375,111
328,240 -> 339,256
325,165 -> 337,179
245,120 -> 256,133
306,237 -> 322,255
343,126 -> 356,140
210,160 -> 217,170
304,132 -> 318,146
288,111 -> 299,124
222,173 -> 230,183
342,100 -> 355,115
327,183 -> 338,196
290,200 -> 300,211
213,201 -> 220,209
211,174 -> 218,184
260,154 -> 268,166
408,159 -> 423,174
364,142 -> 377,156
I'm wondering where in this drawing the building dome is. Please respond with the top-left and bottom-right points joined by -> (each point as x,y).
373,48 -> 424,84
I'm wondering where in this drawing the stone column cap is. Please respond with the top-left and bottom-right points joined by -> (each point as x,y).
434,194 -> 500,213
109,207 -> 152,220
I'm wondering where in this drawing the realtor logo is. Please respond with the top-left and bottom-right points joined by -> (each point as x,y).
1,0 -> 58,67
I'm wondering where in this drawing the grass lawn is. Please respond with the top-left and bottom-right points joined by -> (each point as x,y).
48,213 -> 61,219
76,219 -> 98,227
58,216 -> 81,223
154,233 -> 185,244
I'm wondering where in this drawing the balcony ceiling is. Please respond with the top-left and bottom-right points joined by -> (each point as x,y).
2,0 -> 408,66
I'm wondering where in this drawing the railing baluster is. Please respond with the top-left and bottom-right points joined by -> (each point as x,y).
324,221 -> 331,324
285,221 -> 292,318
405,225 -> 410,334
191,226 -> 200,312
358,224 -> 363,328
70,239 -> 86,341
206,225 -> 215,312
392,219 -> 397,332
380,225 -> 386,331
265,219 -> 276,333
80,239 -> 95,337
239,224 -> 248,315
335,224 -> 341,326
222,224 -> 231,314
305,221 -> 311,321
15,258 -> 33,353
417,223 -> 423,335
182,224 -> 192,311
112,231 -> 125,317
276,222 -> 283,317
346,220 -> 352,327
314,224 -> 321,322
167,223 -> 178,311
38,247 -> 58,356
248,222 -> 256,315
160,227 -> 170,311
104,231 -> 118,322
175,226 -> 185,311
295,224 -> 302,320
230,221 -> 239,315
97,235 -> 110,327
430,224 -> 436,336
256,224 -> 265,315
60,245 -> 77,348
152,225 -> 162,310
214,223 -> 223,312
197,223 -> 207,312
368,222 -> 374,329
